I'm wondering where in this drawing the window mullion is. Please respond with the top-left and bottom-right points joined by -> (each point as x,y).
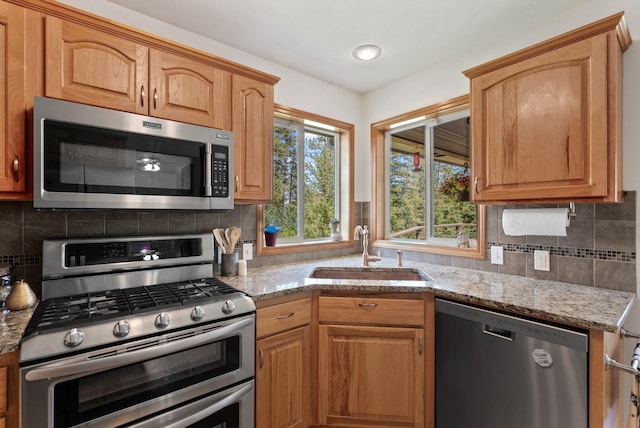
297,126 -> 305,239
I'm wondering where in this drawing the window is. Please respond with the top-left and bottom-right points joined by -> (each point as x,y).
371,96 -> 485,258
258,105 -> 353,254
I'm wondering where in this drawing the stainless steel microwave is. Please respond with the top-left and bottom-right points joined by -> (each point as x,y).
33,97 -> 233,210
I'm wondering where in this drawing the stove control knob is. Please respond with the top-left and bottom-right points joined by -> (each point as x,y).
63,328 -> 85,348
155,312 -> 170,329
191,306 -> 206,322
222,300 -> 236,314
113,320 -> 130,337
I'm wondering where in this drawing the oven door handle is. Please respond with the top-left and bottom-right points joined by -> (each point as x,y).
128,381 -> 254,428
24,317 -> 253,382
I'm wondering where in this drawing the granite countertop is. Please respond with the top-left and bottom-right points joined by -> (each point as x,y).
0,256 -> 635,356
223,256 -> 636,333
0,305 -> 36,354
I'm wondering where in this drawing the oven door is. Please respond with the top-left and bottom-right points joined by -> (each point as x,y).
21,314 -> 254,428
128,380 -> 254,428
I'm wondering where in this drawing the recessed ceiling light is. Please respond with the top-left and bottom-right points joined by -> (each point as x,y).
353,44 -> 382,61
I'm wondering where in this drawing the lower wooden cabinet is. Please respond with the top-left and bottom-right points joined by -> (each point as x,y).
317,324 -> 425,427
257,326 -> 311,428
256,297 -> 312,428
316,295 -> 427,428
0,351 -> 18,428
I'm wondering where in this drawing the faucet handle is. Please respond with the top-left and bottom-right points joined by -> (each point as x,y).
396,250 -> 403,267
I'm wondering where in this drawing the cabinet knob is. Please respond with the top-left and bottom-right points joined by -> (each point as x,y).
12,156 -> 19,182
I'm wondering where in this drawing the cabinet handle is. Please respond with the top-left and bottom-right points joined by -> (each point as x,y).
276,313 -> 294,319
259,348 -> 264,368
12,156 -> 19,182
358,303 -> 378,309
418,335 -> 424,355
153,88 -> 158,110
235,176 -> 239,192
474,176 -> 478,194
141,85 -> 145,107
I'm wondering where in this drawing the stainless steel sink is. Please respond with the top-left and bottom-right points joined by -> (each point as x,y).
308,266 -> 431,281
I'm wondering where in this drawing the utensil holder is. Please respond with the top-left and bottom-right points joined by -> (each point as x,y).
221,252 -> 239,276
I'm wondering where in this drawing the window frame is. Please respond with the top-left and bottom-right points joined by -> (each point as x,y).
257,104 -> 354,256
370,95 -> 486,259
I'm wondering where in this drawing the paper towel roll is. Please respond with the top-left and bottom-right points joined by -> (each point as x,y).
502,208 -> 570,236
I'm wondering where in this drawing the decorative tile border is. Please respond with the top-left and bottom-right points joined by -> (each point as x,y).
0,254 -> 41,266
486,242 -> 635,262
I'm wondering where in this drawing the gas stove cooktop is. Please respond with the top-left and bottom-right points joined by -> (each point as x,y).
24,278 -> 241,336
20,233 -> 256,364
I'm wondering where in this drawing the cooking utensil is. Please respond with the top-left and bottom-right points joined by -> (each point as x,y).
212,228 -> 228,253
225,228 -> 232,251
228,227 -> 241,252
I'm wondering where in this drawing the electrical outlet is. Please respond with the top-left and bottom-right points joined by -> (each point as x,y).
242,243 -> 253,261
534,250 -> 550,271
490,246 -> 504,265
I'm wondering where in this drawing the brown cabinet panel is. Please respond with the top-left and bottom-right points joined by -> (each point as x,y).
232,74 -> 273,203
0,351 -> 18,428
149,49 -> 231,129
318,324 -> 425,427
0,1 -> 29,194
256,326 -> 311,428
45,16 -> 148,114
465,13 -> 628,203
257,298 -> 311,339
318,296 -> 424,326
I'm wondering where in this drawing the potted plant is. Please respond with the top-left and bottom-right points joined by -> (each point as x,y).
439,171 -> 470,201
264,224 -> 281,247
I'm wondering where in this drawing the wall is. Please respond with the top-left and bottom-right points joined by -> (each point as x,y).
0,201 -> 366,298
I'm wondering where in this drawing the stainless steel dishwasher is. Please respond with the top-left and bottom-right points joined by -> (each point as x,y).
435,298 -> 588,428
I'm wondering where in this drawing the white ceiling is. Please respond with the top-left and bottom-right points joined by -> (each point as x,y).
108,0 -> 589,94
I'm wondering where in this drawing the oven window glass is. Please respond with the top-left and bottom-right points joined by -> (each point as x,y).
53,336 -> 239,427
43,120 -> 207,196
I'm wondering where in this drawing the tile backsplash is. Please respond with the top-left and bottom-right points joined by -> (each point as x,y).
0,201 -> 360,297
380,193 -> 636,292
0,196 -> 635,297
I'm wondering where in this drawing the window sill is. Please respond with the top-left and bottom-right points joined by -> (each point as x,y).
256,239 -> 354,256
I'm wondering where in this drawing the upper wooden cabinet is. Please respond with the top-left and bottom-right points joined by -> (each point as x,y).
0,1 -> 38,197
149,49 -> 231,129
232,74 -> 274,203
45,17 -> 232,129
464,13 -> 631,204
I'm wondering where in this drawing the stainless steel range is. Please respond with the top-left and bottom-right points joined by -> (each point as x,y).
19,233 -> 255,428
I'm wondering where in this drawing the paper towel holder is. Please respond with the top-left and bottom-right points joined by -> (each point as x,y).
568,202 -> 577,219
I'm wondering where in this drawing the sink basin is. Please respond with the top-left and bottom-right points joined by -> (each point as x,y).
308,267 -> 431,281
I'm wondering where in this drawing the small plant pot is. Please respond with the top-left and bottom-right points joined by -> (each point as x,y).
457,190 -> 470,201
264,232 -> 278,247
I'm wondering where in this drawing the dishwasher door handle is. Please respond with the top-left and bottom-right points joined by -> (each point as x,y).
482,324 -> 514,341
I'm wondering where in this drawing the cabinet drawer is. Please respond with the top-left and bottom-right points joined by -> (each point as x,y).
319,296 -> 424,326
257,298 -> 311,338
0,365 -> 6,413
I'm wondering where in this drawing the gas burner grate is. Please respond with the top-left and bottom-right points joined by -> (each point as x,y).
24,277 -> 241,336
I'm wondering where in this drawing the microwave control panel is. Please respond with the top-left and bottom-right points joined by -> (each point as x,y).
211,144 -> 229,197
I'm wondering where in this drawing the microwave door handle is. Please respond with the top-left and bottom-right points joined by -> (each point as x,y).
128,382 -> 254,428
205,143 -> 212,196
24,317 -> 253,382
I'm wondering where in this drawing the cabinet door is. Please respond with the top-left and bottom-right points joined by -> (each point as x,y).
256,326 -> 311,428
318,324 -> 425,427
471,33 -> 610,202
0,2 -> 27,193
232,74 -> 273,203
149,49 -> 231,129
45,17 -> 148,114
0,352 -> 18,428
